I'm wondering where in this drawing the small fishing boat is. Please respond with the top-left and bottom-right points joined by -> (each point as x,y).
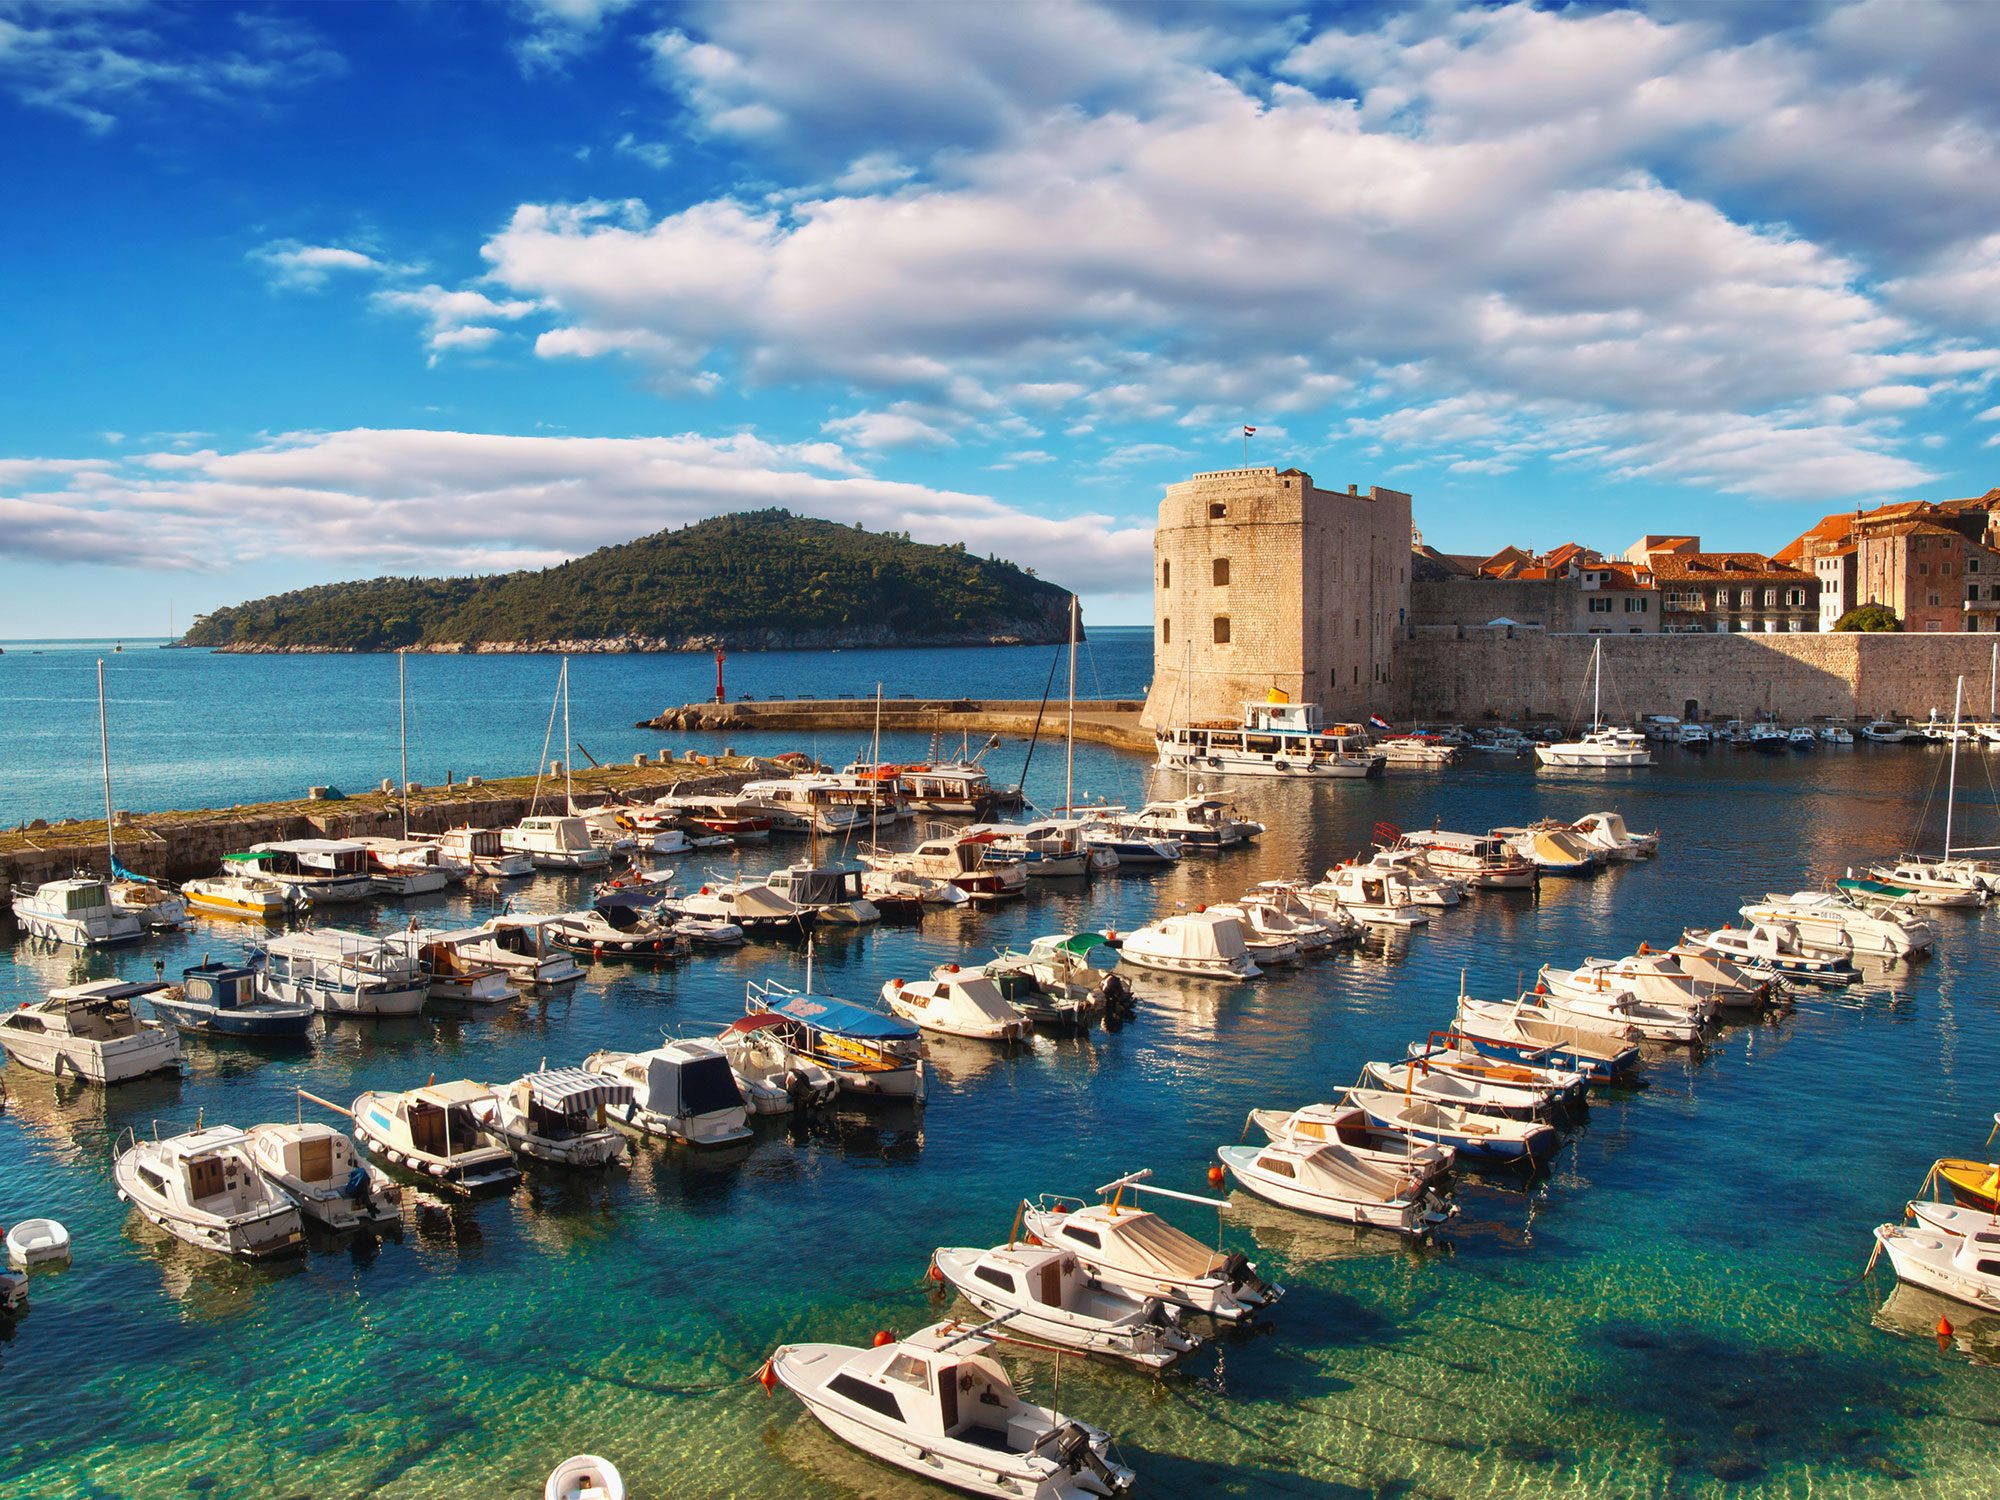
1452,997 -> 1640,1081
579,1042 -> 750,1146
472,1068 -> 633,1167
1246,1103 -> 1455,1183
545,1455 -> 626,1500
114,1124 -> 305,1259
1120,794 -> 1263,849
354,838 -> 455,897
246,1118 -> 401,1231
1344,1086 -> 1558,1163
1862,720 -> 1913,743
107,873 -> 188,930
672,912 -> 746,947
1249,881 -> 1360,944
1535,965 -> 1707,1044
1359,846 -> 1463,907
1933,1157 -> 2000,1214
1566,810 -> 1660,860
930,1242 -> 1201,1369
238,840 -> 377,904
8,876 -> 143,947
1114,910 -> 1262,979
862,832 -> 1027,901
432,825 -> 533,878
1789,726 -> 1817,750
1875,1207 -> 2000,1311
546,907 -> 690,964
744,980 -> 927,1101
1389,829 -> 1537,890
1820,724 -> 1856,745
1200,901 -> 1301,964
503,814 -> 612,870
860,866 -> 967,911
441,916 -> 586,987
256,930 -> 430,1018
180,869 -> 301,920
675,879 -> 812,934
883,971 -> 1029,1042
760,862 -> 880,925
6,1218 -> 71,1271
1305,863 -> 1431,927
1680,922 -> 1853,985
1077,817 -> 1182,868
1572,951 -> 1731,1018
351,1081 -> 523,1193
765,1319 -> 1136,1499
714,1016 -> 840,1115
1740,890 -> 1936,958
1215,1139 -> 1454,1235
1230,889 -> 1340,952
971,954 -> 1101,1032
1492,825 -> 1599,876
149,959 -> 314,1038
1402,1035 -> 1589,1109
1,980 -> 180,1083
387,929 -> 521,1005
1019,1171 -> 1281,1321
1862,860 -> 1988,908
1360,1057 -> 1556,1121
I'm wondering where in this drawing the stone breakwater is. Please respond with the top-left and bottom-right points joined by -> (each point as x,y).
0,758 -> 763,893
646,697 -> 1153,753
208,623 -> 1069,654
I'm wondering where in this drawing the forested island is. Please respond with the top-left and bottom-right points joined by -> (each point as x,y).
181,511 -> 1077,653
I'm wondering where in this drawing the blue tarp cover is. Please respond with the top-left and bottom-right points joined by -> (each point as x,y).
757,990 -> 917,1041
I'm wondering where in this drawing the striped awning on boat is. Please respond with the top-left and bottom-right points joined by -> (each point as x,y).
523,1068 -> 629,1111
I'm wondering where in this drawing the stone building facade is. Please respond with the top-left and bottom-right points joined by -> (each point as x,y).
1141,467 -> 1411,727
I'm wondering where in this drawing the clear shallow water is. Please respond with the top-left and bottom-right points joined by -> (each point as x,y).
4,645 -> 2000,1499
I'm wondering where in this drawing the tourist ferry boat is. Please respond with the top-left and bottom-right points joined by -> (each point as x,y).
9,876 -> 144,947
1155,699 -> 1384,778
843,760 -> 1001,817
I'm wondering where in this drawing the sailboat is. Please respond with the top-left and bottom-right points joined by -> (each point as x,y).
1870,675 -> 2000,898
502,658 -> 610,870
359,653 -> 453,895
1535,641 -> 1653,768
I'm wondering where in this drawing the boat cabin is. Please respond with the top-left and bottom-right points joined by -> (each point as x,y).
130,1126 -> 268,1217
510,816 -> 595,853
824,1323 -> 1032,1450
244,840 -> 372,879
179,961 -> 259,1011
638,1043 -> 743,1120
766,863 -> 870,908
440,826 -> 505,859
8,980 -> 165,1038
503,1068 -> 634,1139
385,1080 -> 495,1157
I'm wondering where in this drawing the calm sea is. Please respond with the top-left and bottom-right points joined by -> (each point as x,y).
4,637 -> 2000,1499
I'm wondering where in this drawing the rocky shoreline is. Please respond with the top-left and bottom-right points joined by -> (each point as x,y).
209,624 -> 1069,655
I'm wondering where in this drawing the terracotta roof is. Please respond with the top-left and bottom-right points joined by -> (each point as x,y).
1865,520 -> 1967,540
1774,512 -> 1853,564
1646,550 -> 1811,584
1816,543 -> 1858,560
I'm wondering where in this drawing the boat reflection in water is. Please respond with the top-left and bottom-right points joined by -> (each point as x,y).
1874,1281 -> 2000,1368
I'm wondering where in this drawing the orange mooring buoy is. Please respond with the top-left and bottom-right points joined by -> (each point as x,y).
873,1329 -> 895,1348
928,1260 -> 944,1282
1938,1314 -> 1956,1342
757,1360 -> 777,1395
1207,1164 -> 1226,1188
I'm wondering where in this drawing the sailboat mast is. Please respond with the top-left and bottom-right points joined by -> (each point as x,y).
1064,594 -> 1078,816
1591,640 -> 1602,730
1990,641 -> 1996,720
561,656 -> 574,813
398,650 -> 410,840
97,658 -> 115,877
1946,673 -> 1964,859
871,681 -> 883,846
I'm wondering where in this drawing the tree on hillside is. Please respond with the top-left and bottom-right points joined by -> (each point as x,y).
1834,604 -> 1902,632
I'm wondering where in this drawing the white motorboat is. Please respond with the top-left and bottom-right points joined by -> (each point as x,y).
440,916 -> 587,987
0,980 -> 180,1083
1452,996 -> 1641,1081
930,1242 -> 1201,1369
1306,863 -> 1430,927
1115,910 -> 1262,979
677,879 -> 811,933
1155,699 -> 1383,779
673,911 -> 747,947
1215,1139 -> 1453,1235
963,820 -> 1089,878
1661,942 -> 1785,1006
1680,922 -> 1853,985
862,832 -> 1027,901
6,1218 -> 72,1271
759,862 -> 879,924
432,825 -> 533,878
745,979 -> 927,1100
975,946 -> 1106,1032
1073,811 -> 1183,867
1230,889 -> 1340,952
1571,952 -> 1725,1020
1374,734 -> 1459,768
546,906 -> 692,963
1019,1174 -> 1281,1320
354,838 -> 454,897
584,1040 -> 754,1145
1249,881 -> 1360,944
108,875 -> 187,930
1864,859 -> 1988,908
1820,724 -> 1856,745
239,840 -> 377,904
652,791 -> 775,841
1205,897 -> 1318,961
503,814 -> 612,871
1343,1086 -> 1559,1164
351,1081 -> 523,1193
257,929 -> 429,1018
546,1455 -> 626,1500
1493,825 -> 1600,876
9,876 -> 143,947
714,1016 -> 840,1115
114,1124 -> 305,1259
883,971 -> 1029,1042
387,928 -> 522,1004
1360,847 -> 1463,907
1536,645 -> 1653,767
1740,890 -> 1936,958
1246,1103 -> 1454,1184
860,866 -> 967,909
765,1319 -> 1136,1499
1360,1058 -> 1556,1121
1678,722 -> 1712,749
1121,794 -> 1263,849
1533,965 -> 1706,1044
739,776 -> 863,834
472,1068 -> 633,1167
1566,811 -> 1660,860
1862,720 -> 1913,743
1388,829 -> 1537,890
246,1119 -> 402,1231
1402,1036 -> 1589,1108
180,869 -> 301,920
1875,1204 -> 2000,1312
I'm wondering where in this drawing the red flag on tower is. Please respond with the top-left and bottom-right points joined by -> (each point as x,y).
1242,425 -> 1256,436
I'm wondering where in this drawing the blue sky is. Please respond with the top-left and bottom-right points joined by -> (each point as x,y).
3,0 -> 1999,635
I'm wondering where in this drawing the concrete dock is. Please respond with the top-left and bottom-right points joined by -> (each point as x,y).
644,696 -> 1152,753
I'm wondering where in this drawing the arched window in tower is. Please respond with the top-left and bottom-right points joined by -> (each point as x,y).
1212,557 -> 1230,587
1161,559 -> 1170,589
1213,615 -> 1231,645
1209,501 -> 1227,520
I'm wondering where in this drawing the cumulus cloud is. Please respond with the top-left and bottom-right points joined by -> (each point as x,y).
373,284 -> 540,362
0,3 -> 342,132
0,427 -> 1154,588
251,240 -> 415,290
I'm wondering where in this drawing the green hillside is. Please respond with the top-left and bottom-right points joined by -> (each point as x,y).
181,510 -> 1076,652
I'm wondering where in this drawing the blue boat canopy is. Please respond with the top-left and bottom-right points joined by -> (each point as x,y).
758,990 -> 917,1040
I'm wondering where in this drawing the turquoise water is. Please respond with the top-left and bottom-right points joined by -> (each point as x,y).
5,643 -> 2000,1498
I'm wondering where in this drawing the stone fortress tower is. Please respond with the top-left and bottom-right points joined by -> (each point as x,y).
1140,466 -> 1413,728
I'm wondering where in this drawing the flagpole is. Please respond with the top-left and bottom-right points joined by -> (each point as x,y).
1242,426 -> 1248,465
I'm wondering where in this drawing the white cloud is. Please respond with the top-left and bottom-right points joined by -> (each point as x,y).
373,284 -> 540,362
821,408 -> 958,451
252,240 -> 414,290
0,428 -> 1154,587
1977,406 -> 2000,423
613,132 -> 673,169
510,0 -> 640,73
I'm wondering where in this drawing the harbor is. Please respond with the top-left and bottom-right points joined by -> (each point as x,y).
4,640 -> 2000,1499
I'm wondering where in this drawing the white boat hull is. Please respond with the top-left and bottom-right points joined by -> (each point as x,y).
8,904 -> 144,947
1216,1148 -> 1440,1235
0,1028 -> 180,1084
260,972 -> 428,1018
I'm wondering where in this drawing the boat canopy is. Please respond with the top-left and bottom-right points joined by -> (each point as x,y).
757,990 -> 917,1041
45,979 -> 167,1008
520,1067 -> 629,1114
1098,1210 -> 1226,1279
1045,931 -> 1117,968
643,1048 -> 743,1117
412,1079 -> 496,1109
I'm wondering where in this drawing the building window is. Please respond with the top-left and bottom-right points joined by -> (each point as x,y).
1161,560 -> 1170,589
1588,597 -> 1613,613
1213,615 -> 1230,644
1919,562 -> 1929,576
1161,617 -> 1170,644
1714,588 -> 1730,608
1970,559 -> 1982,573
1926,620 -> 1941,632
1970,584 -> 1982,602
1625,597 -> 1647,612
1212,557 -> 1230,587
1788,619 -> 1804,632
1761,589 -> 1776,607
1209,502 -> 1227,520
1787,588 -> 1804,606
1943,562 -> 1954,577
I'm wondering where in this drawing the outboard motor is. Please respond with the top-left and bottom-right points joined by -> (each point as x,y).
1100,972 -> 1134,1017
344,1164 -> 374,1212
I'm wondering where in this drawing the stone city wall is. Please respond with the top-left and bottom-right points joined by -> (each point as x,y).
1394,629 -> 2000,722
